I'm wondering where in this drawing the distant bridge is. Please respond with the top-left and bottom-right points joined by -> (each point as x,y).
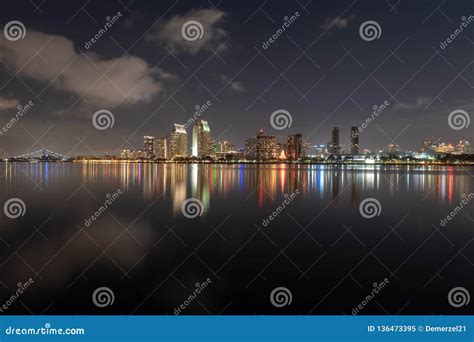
11,149 -> 71,160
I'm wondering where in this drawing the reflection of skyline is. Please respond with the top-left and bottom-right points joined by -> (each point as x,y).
2,163 -> 468,210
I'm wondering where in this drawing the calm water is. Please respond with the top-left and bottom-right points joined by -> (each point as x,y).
0,162 -> 472,315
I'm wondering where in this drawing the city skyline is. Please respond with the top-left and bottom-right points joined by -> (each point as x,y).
0,0 -> 472,158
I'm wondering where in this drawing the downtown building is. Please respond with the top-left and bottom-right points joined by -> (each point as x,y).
330,126 -> 341,155
287,134 -> 303,160
256,129 -> 277,161
244,138 -> 257,160
144,136 -> 155,159
351,126 -> 359,155
155,137 -> 168,159
170,124 -> 188,159
192,119 -> 212,158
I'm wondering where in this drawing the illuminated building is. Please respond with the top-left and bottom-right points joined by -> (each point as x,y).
387,143 -> 401,154
217,140 -> 235,153
244,138 -> 257,160
120,149 -> 131,159
144,136 -> 155,159
330,127 -> 341,155
421,137 -> 438,153
457,140 -> 471,154
434,143 -> 455,153
256,129 -> 277,161
351,126 -> 359,155
170,124 -> 188,158
192,119 -> 212,157
287,134 -> 303,160
155,137 -> 168,159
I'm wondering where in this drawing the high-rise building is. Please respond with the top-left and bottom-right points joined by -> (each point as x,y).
120,149 -> 132,159
144,136 -> 155,159
155,137 -> 168,159
217,140 -> 235,153
351,126 -> 359,155
170,124 -> 188,158
457,140 -> 471,154
192,119 -> 212,157
256,129 -> 277,161
245,138 -> 257,160
331,126 -> 340,155
287,134 -> 303,160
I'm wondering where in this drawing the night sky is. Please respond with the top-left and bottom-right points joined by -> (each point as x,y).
0,0 -> 472,157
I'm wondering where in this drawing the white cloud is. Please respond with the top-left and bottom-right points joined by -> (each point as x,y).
219,75 -> 245,92
321,15 -> 356,30
393,97 -> 432,111
0,97 -> 19,110
0,30 -> 164,107
147,9 -> 228,54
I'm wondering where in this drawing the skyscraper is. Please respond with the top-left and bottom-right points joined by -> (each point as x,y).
192,119 -> 212,157
170,124 -> 188,159
155,137 -> 168,159
144,136 -> 155,159
245,138 -> 257,160
256,129 -> 277,161
287,134 -> 303,160
331,126 -> 340,155
350,126 -> 359,155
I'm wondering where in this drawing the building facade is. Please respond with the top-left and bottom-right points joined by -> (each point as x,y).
245,138 -> 257,160
287,134 -> 303,160
155,137 -> 168,159
144,136 -> 155,159
256,129 -> 277,161
170,124 -> 188,159
192,119 -> 212,157
350,126 -> 359,155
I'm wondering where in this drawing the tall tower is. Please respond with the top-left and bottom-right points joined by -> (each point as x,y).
192,119 -> 212,157
144,136 -> 155,159
170,124 -> 188,158
256,129 -> 277,161
331,127 -> 340,155
350,126 -> 359,155
155,137 -> 168,159
287,134 -> 303,160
